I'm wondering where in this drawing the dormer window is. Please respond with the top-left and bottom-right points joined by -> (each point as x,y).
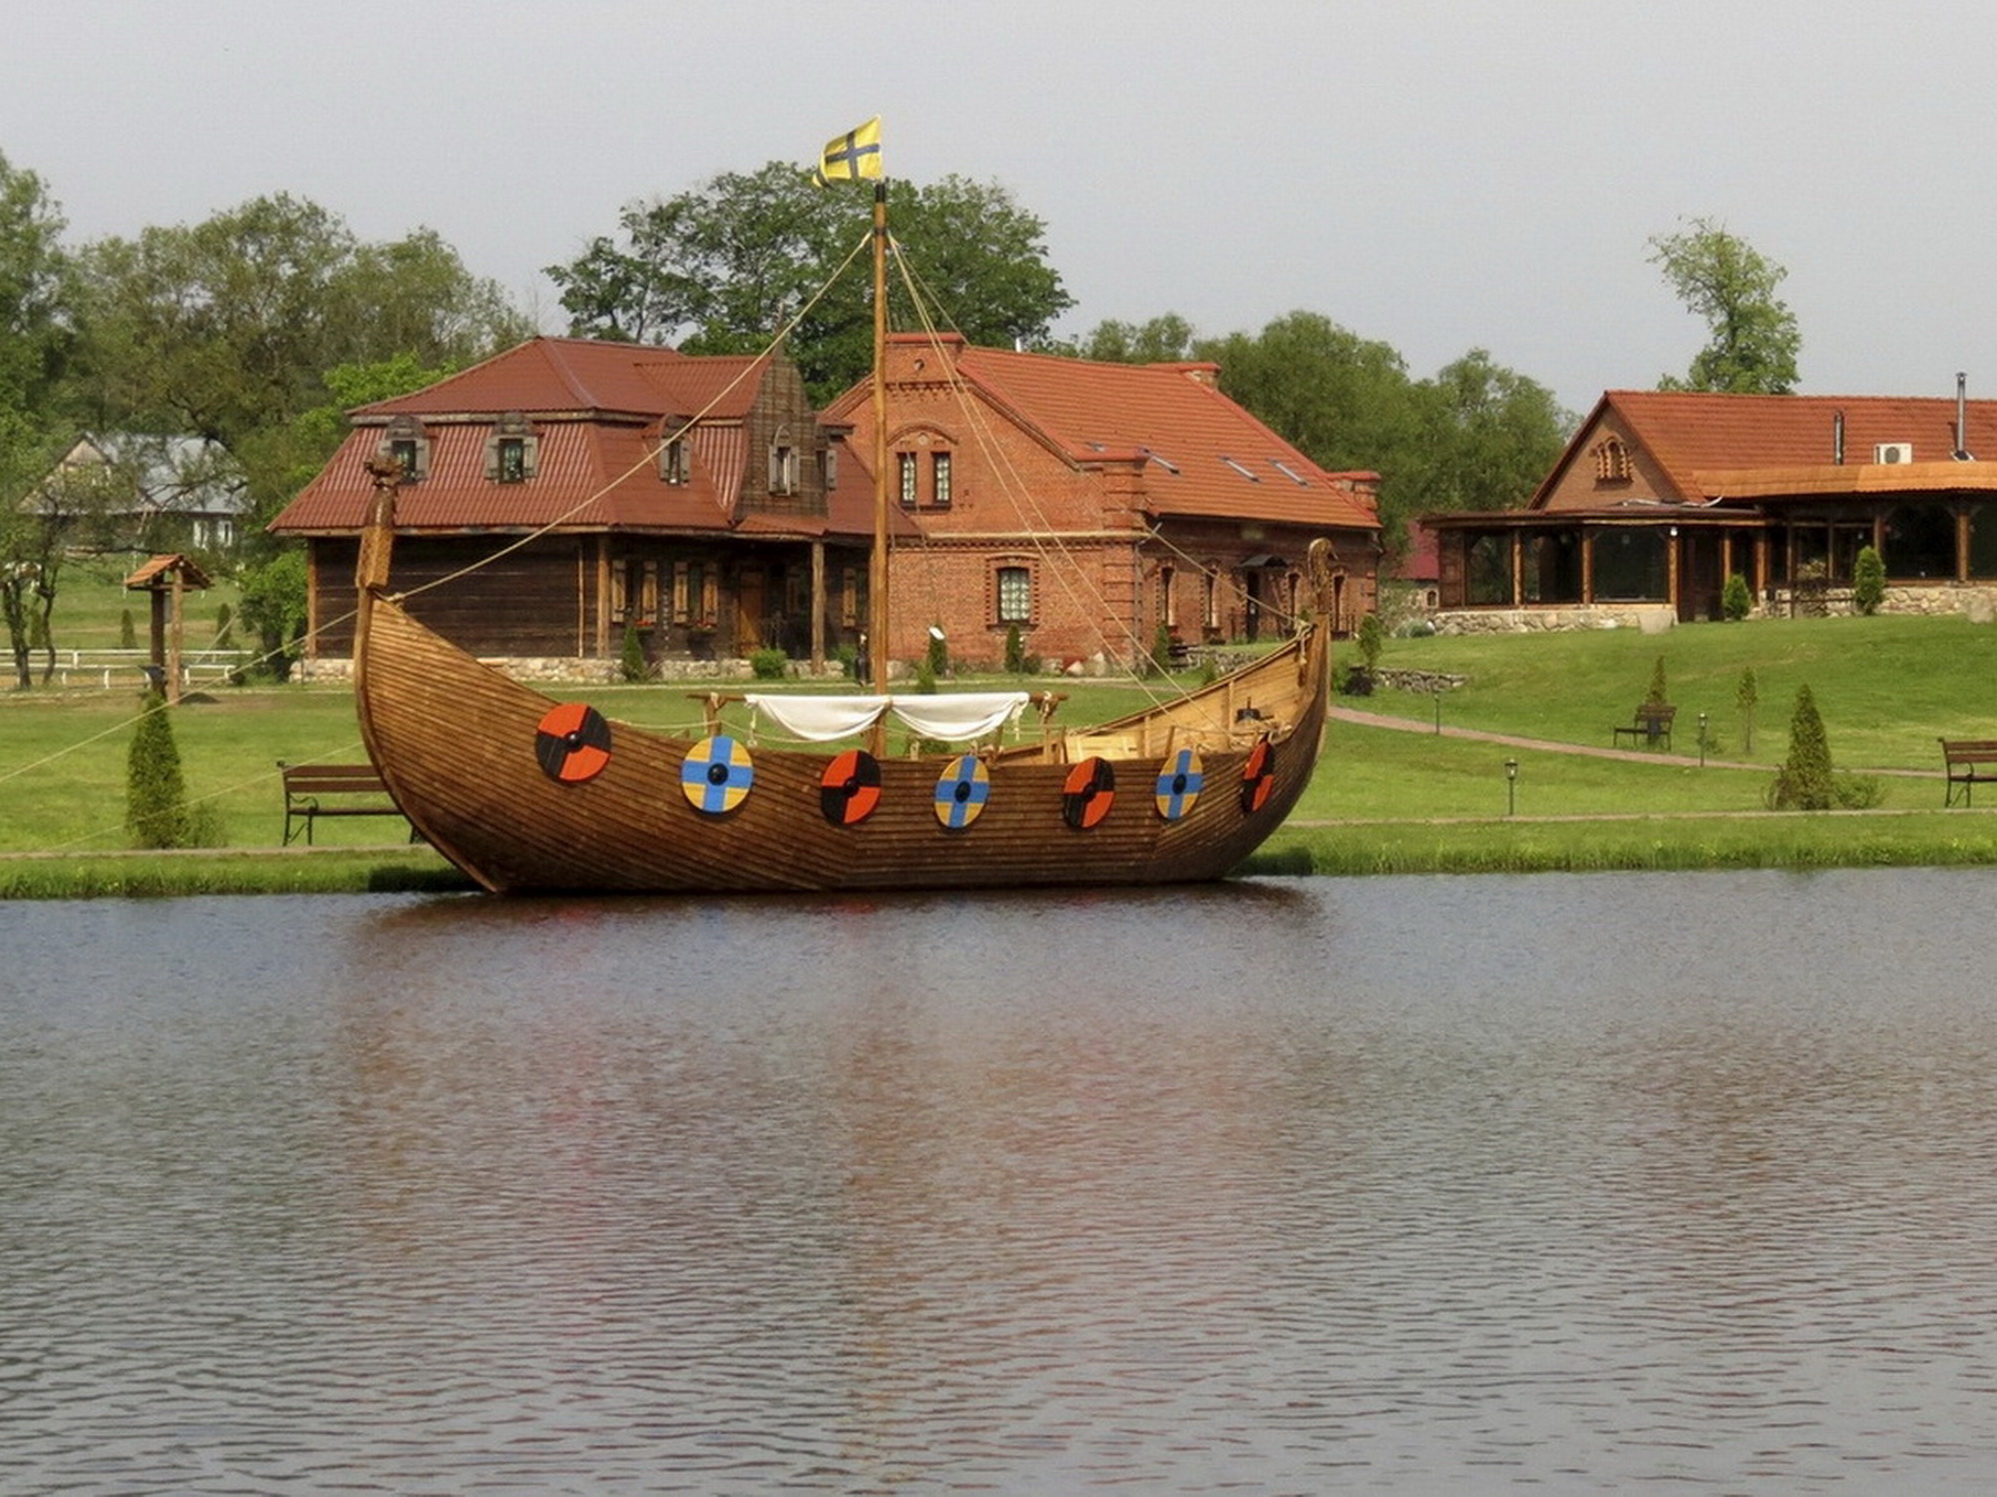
378,414 -> 430,481
822,444 -> 838,491
485,412 -> 538,483
660,428 -> 692,485
1593,437 -> 1633,483
768,427 -> 798,495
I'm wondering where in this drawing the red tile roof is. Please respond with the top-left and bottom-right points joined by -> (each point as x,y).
1540,389 -> 1997,507
822,335 -> 1380,533
271,338 -> 857,539
352,337 -> 766,421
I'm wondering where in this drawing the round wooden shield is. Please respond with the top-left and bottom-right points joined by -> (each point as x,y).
933,754 -> 990,830
1153,747 -> 1204,821
1062,756 -> 1116,829
681,734 -> 754,815
1239,736 -> 1277,814
819,748 -> 882,826
534,702 -> 612,784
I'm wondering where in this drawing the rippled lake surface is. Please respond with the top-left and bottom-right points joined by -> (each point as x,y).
6,870 -> 1997,1492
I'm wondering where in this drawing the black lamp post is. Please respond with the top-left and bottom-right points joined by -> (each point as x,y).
1505,757 -> 1518,817
1699,711 -> 1709,768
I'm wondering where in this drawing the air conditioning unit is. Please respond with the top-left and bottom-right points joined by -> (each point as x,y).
1876,442 -> 1914,464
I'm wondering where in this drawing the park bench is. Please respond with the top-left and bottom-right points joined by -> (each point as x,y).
1612,703 -> 1676,751
279,760 -> 414,845
1939,739 -> 1997,807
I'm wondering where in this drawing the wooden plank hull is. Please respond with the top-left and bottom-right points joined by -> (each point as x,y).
353,590 -> 1329,896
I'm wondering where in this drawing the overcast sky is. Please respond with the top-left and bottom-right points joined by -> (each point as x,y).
8,0 -> 1996,418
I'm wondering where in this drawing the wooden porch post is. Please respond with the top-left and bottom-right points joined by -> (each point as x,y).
1580,528 -> 1594,604
594,536 -> 611,659
809,540 -> 826,669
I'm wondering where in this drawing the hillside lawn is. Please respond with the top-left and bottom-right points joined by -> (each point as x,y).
6,584 -> 1997,892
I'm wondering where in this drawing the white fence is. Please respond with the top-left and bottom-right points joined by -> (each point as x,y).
33,647 -> 253,690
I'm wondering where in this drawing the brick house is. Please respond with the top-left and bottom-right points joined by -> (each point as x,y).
271,337 -> 877,675
1424,385 -> 1997,630
820,333 -> 1382,669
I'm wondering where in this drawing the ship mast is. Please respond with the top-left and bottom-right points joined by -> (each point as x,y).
867,178 -> 890,697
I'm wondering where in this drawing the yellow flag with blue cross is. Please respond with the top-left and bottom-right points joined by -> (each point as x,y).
813,117 -> 882,186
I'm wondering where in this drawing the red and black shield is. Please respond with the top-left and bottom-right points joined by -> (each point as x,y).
535,702 -> 612,784
819,749 -> 882,826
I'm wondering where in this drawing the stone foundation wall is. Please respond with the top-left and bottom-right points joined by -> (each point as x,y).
1431,604 -> 1678,636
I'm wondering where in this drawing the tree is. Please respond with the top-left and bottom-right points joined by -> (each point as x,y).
236,547 -> 308,682
1155,313 -> 1567,556
1410,349 -> 1570,518
1722,571 -> 1752,621
0,149 -> 75,427
74,195 -> 528,529
1066,313 -> 1198,364
1645,655 -> 1669,707
547,163 -> 1075,402
1648,217 -> 1800,394
1853,545 -> 1885,615
1736,666 -> 1759,755
1769,682 -> 1833,810
125,690 -> 191,848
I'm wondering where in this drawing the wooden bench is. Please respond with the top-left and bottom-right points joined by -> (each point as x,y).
1939,739 -> 1997,806
279,761 -> 413,845
1611,704 -> 1676,750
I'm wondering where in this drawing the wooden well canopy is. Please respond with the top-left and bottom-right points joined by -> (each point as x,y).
123,553 -> 212,704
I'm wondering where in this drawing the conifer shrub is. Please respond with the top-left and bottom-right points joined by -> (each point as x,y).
1722,572 -> 1752,621
1357,612 -> 1384,670
119,608 -> 137,651
1736,666 -> 1758,755
925,626 -> 949,680
126,690 -> 192,849
1004,623 -> 1026,675
618,625 -> 649,682
749,647 -> 788,680
1644,655 -> 1669,707
1853,545 -> 1885,615
1149,621 -> 1173,678
1768,683 -> 1833,809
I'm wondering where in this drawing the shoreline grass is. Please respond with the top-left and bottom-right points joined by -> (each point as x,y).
9,582 -> 1997,897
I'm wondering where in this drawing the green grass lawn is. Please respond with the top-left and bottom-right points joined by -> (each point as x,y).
6,599 -> 1997,885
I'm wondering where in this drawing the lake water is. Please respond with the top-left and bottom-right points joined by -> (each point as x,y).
5,870 -> 1997,1492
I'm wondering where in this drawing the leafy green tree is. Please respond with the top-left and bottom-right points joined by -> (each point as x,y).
1853,545 -> 1885,615
1410,349 -> 1570,518
1151,313 -> 1567,555
74,195 -> 526,530
1648,217 -> 1801,394
1736,666 -> 1758,755
1066,313 -> 1198,364
126,690 -> 191,848
0,150 -> 75,427
1,452 -> 121,688
547,163 -> 1074,402
236,547 -> 308,682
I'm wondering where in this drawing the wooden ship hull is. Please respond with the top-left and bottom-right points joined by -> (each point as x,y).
352,528 -> 1333,896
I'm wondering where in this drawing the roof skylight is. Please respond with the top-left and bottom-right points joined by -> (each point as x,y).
1270,459 -> 1310,486
1221,456 -> 1259,481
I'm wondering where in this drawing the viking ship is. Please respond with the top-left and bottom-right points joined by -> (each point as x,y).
349,141 -> 1339,895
